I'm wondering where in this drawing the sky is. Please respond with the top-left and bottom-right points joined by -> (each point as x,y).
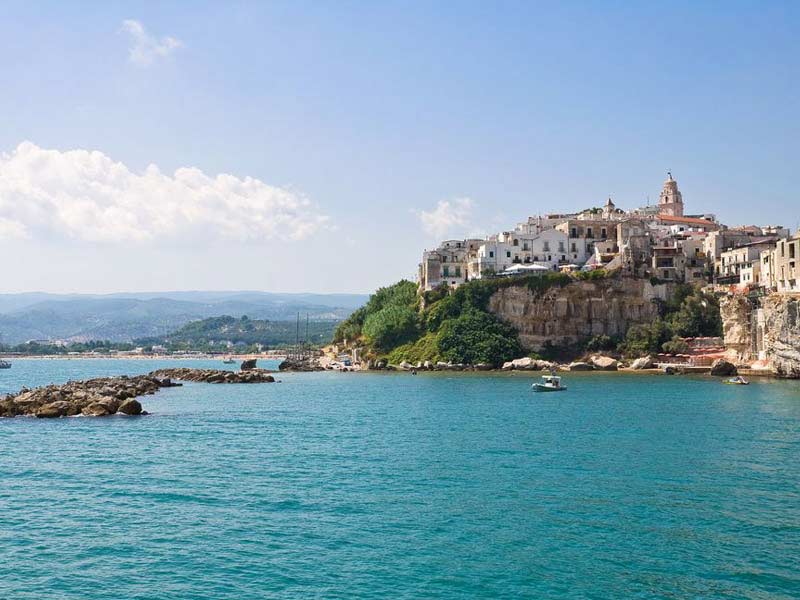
0,1 -> 797,294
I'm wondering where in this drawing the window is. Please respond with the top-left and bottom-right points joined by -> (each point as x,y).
558,241 -> 565,252
601,228 -> 607,238
442,256 -> 447,262
548,255 -> 552,261
571,243 -> 577,252
587,228 -> 593,238
513,239 -> 519,247
543,242 -> 550,252
489,251 -> 494,258
663,270 -> 670,279
523,243 -> 529,251
506,251 -> 511,258
571,227 -> 577,237
443,266 -> 449,277
455,266 -> 462,277
561,255 -> 566,261
791,244 -> 796,259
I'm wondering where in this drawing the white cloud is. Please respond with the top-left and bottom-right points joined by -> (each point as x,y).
0,142 -> 329,244
121,19 -> 182,67
416,198 -> 474,238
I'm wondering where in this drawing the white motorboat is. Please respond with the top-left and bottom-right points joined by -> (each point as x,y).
532,375 -> 566,392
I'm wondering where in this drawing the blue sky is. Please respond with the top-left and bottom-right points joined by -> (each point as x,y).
0,1 -> 797,293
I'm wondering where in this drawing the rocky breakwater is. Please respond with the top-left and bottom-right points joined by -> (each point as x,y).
279,357 -> 323,372
149,368 -> 276,383
488,277 -> 670,352
0,374 -> 179,419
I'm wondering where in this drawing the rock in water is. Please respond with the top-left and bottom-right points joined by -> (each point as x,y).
240,359 -> 258,371
35,401 -> 73,418
710,359 -> 737,377
118,398 -> 143,415
82,402 -> 112,417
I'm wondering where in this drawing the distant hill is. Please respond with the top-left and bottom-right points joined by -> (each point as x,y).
139,315 -> 336,348
0,291 -> 367,344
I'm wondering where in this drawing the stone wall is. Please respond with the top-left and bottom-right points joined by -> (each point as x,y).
487,278 -> 671,351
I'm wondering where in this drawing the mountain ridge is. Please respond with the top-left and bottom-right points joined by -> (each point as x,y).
0,291 -> 368,344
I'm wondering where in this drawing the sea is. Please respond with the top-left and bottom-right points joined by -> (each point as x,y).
1,359 -> 799,599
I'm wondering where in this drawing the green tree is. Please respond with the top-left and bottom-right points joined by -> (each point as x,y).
436,309 -> 522,366
668,292 -> 722,337
619,318 -> 672,357
362,305 -> 419,351
661,336 -> 690,354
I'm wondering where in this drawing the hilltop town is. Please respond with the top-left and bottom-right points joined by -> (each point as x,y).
419,173 -> 796,294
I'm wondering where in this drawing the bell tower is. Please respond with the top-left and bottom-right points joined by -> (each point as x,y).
658,172 -> 684,217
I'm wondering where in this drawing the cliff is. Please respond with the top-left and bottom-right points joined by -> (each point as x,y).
719,294 -> 754,362
487,278 -> 672,351
762,295 -> 800,378
720,292 -> 800,378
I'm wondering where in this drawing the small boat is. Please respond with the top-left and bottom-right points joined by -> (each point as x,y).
222,356 -> 236,364
0,360 -> 10,369
724,376 -> 749,385
532,375 -> 567,392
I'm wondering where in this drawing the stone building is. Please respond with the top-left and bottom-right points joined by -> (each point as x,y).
718,238 -> 778,284
418,239 -> 484,291
471,229 -> 569,277
658,173 -> 684,217
771,232 -> 800,293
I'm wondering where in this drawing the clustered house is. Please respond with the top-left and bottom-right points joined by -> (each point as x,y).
417,173 -> 796,294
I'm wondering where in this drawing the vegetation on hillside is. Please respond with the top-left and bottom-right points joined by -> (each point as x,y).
618,285 -> 722,357
0,316 -> 340,355
138,315 -> 338,351
334,274 -> 576,366
337,276 -> 722,365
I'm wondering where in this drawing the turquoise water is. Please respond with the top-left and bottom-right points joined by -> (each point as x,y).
1,360 -> 799,599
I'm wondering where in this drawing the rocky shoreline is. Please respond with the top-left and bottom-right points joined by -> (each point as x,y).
149,368 -> 276,383
1,368 -> 277,419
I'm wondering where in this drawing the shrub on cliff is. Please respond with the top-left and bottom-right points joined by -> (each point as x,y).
362,304 -> 420,351
334,280 -> 417,343
585,334 -> 617,352
661,336 -> 690,354
667,291 -> 722,338
436,309 -> 522,366
618,318 -> 672,357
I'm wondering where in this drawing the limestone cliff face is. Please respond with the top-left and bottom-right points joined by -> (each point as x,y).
487,278 -> 670,351
719,294 -> 754,362
762,295 -> 800,378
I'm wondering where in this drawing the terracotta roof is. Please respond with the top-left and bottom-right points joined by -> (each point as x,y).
658,214 -> 720,228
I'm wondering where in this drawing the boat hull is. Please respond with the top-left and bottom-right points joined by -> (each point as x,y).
532,384 -> 567,392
